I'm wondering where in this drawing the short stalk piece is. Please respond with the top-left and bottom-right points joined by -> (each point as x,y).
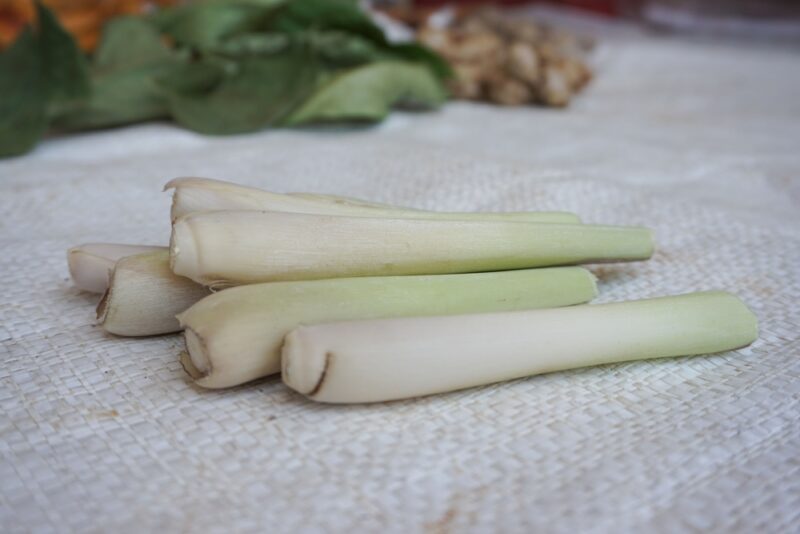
98,250 -> 210,336
67,243 -> 165,293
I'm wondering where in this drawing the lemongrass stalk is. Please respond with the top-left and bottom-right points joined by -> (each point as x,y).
289,192 -> 414,210
98,250 -> 210,336
177,267 -> 597,388
166,177 -> 580,224
67,243 -> 165,293
282,291 -> 759,404
170,211 -> 653,287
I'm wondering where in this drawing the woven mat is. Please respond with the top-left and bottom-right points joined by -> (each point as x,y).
2,16 -> 799,534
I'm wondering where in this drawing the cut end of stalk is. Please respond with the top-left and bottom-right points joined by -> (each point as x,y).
67,247 -> 116,294
169,189 -> 182,224
166,178 -> 213,223
167,177 -> 276,222
170,217 -> 200,281
68,243 -> 167,293
183,328 -> 211,379
163,178 -> 179,192
95,262 -> 118,324
163,176 -> 219,192
179,351 -> 205,380
282,329 -> 331,396
66,247 -> 81,281
96,285 -> 111,324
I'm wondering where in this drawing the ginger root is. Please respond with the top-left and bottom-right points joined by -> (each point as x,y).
418,8 -> 594,107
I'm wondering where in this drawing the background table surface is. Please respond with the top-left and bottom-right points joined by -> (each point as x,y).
1,11 -> 799,534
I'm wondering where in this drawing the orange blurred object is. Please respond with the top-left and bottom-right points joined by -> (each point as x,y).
0,0 -> 177,51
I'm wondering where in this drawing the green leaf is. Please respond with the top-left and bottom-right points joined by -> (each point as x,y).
1,0 -> 451,156
94,17 -> 175,70
307,34 -> 451,80
35,1 -> 90,103
50,17 -> 182,130
0,28 -> 48,158
267,0 -> 450,81
154,0 -> 284,50
165,50 -> 320,134
268,0 -> 385,44
285,61 -> 446,126
210,32 -> 290,57
157,58 -> 227,94
309,31 -> 388,67
387,42 -> 452,81
50,69 -> 173,130
0,2 -> 90,156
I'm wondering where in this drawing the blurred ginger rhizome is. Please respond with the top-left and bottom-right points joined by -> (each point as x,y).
418,7 -> 594,107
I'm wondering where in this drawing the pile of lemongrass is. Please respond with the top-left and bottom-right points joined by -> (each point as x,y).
68,178 -> 758,403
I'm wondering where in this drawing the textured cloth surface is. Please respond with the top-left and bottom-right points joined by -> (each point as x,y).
1,16 -> 799,534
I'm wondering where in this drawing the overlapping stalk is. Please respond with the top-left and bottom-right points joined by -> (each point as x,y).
178,267 -> 597,388
68,243 -> 165,293
282,292 -> 759,403
170,211 -> 653,287
167,177 -> 581,224
98,250 -> 209,336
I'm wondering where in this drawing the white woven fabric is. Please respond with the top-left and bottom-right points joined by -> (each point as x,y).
1,16 -> 799,534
